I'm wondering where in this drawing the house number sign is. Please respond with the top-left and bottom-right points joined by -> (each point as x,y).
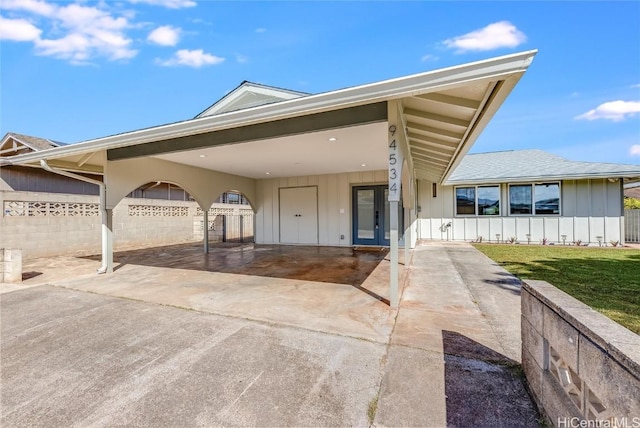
388,125 -> 403,202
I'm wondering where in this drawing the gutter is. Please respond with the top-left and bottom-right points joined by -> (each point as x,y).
40,160 -> 111,274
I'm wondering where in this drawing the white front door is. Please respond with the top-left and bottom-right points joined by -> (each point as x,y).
279,186 -> 318,244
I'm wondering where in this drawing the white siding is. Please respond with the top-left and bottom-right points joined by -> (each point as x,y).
417,178 -> 624,245
255,170 -> 387,246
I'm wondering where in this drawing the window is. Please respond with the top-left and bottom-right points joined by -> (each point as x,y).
455,186 -> 500,216
509,183 -> 560,215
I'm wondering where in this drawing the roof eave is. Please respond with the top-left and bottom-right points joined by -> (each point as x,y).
5,50 -> 538,167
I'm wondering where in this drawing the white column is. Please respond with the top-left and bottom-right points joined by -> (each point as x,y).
101,207 -> 114,273
388,101 -> 403,309
203,209 -> 209,253
390,201 -> 399,308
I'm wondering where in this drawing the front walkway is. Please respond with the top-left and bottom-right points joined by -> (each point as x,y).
1,241 -> 539,427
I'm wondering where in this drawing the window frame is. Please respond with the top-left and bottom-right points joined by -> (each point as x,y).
454,185 -> 501,217
508,182 -> 561,216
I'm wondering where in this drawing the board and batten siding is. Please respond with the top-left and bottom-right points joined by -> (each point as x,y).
255,170 -> 388,246
418,178 -> 624,244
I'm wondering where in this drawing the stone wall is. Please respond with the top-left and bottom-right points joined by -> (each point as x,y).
0,191 -> 197,259
521,280 -> 640,427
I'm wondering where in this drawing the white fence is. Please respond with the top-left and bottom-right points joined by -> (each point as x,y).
625,209 -> 640,242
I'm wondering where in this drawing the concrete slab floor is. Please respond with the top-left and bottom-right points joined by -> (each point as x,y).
1,241 -> 540,427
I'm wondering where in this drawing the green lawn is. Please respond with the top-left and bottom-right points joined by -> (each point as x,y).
472,244 -> 640,334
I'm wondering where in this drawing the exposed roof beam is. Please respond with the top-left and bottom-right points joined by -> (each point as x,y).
27,159 -> 104,174
76,151 -> 97,168
405,121 -> 465,141
415,93 -> 481,110
412,154 -> 449,168
410,146 -> 451,163
409,141 -> 456,158
403,108 -> 470,128
415,170 -> 443,182
408,132 -> 459,149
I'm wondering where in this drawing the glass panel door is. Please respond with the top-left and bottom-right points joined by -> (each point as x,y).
352,185 -> 393,246
356,189 -> 375,240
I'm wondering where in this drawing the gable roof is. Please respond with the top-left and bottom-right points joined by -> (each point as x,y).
446,149 -> 640,185
195,81 -> 309,118
1,132 -> 64,156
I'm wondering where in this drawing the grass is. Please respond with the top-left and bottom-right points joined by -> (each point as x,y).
472,244 -> 640,334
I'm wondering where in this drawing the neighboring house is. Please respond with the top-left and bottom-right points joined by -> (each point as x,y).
418,150 -> 640,244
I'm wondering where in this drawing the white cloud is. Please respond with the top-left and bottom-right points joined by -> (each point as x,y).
632,84 -> 640,89
630,145 -> 640,157
235,53 -> 248,64
255,27 -> 266,33
443,21 -> 526,53
0,16 -> 42,41
420,54 -> 438,62
0,0 -> 137,63
157,49 -> 224,67
127,0 -> 196,8
575,100 -> 640,122
0,0 -> 56,16
148,25 -> 180,46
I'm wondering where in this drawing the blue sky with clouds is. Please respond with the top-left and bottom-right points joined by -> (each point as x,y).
1,0 -> 639,164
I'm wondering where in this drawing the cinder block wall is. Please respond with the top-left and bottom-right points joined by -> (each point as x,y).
521,280 -> 640,427
0,191 -> 199,259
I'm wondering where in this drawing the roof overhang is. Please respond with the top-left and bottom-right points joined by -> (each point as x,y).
2,50 -> 537,183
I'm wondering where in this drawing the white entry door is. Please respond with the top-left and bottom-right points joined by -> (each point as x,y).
279,186 -> 318,244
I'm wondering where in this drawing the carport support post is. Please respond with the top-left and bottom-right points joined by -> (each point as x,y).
102,208 -> 114,273
203,209 -> 209,254
390,201 -> 399,308
388,102 -> 403,309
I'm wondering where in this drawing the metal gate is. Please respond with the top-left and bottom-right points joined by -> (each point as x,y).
625,209 -> 640,242
222,213 -> 254,243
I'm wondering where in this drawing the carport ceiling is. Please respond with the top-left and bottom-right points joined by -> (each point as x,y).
154,123 -> 388,179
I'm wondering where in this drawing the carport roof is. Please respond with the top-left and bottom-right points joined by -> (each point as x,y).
1,50 -> 537,184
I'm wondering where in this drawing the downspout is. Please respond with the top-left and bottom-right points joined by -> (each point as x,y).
40,159 -> 111,274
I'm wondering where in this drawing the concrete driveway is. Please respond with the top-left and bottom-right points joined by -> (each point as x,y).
1,242 -> 540,427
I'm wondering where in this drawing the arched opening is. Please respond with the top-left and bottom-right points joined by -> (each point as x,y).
200,190 -> 255,245
112,180 -> 200,251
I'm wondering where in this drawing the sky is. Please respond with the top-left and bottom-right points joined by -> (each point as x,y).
1,0 -> 639,165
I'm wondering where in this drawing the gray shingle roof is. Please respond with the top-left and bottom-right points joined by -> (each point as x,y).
4,132 -> 64,152
446,149 -> 640,185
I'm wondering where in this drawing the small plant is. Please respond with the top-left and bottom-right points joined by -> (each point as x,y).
475,236 -> 483,243
367,394 -> 379,424
610,240 -> 620,247
541,238 -> 548,245
507,236 -> 517,244
574,239 -> 582,247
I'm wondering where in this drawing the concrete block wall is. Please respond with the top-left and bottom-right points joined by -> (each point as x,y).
0,191 -> 200,259
522,280 -> 640,427
0,248 -> 22,283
